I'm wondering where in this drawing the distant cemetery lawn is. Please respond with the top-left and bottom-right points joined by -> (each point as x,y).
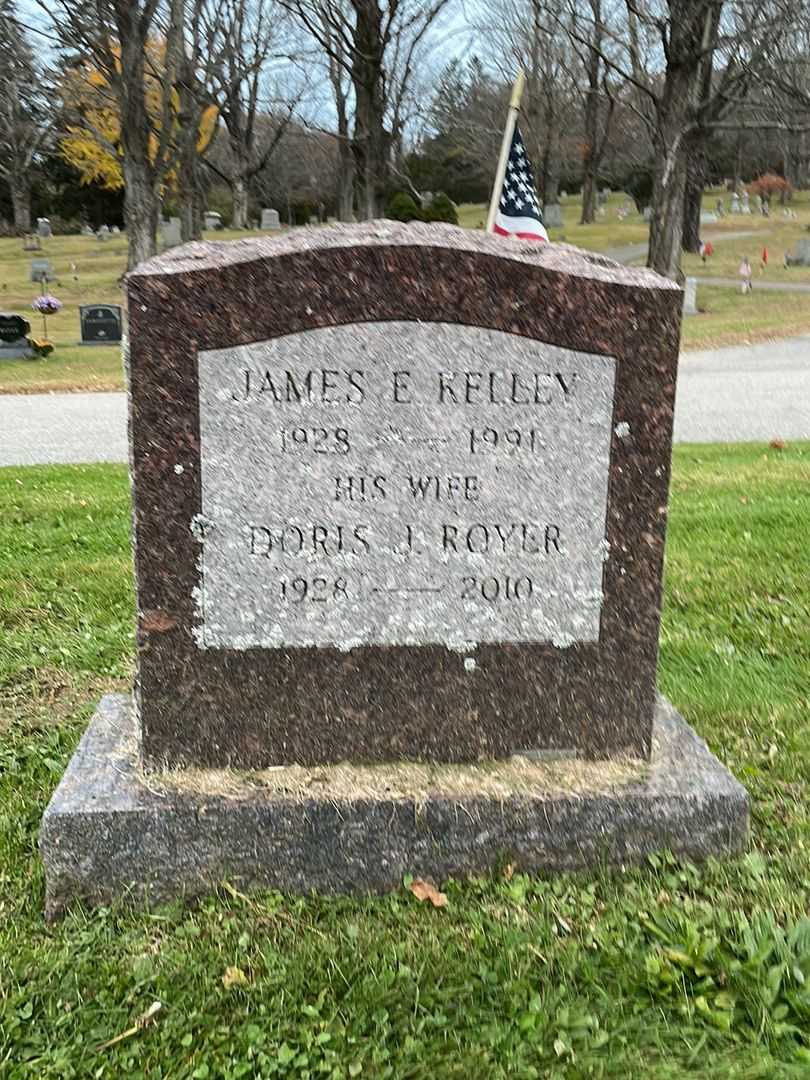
1,443 -> 809,1075
1,193 -> 810,394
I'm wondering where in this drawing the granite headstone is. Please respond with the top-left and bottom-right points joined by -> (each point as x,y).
261,208 -> 281,230
204,211 -> 222,231
682,277 -> 698,316
0,313 -> 33,359
37,217 -> 52,238
785,238 -> 810,267
79,304 -> 123,344
543,203 -> 563,228
30,258 -> 55,283
160,218 -> 182,249
40,222 -> 749,916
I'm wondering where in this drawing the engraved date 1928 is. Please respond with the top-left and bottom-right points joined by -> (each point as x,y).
280,427 -> 350,454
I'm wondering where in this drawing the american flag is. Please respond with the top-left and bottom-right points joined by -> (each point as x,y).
493,125 -> 548,242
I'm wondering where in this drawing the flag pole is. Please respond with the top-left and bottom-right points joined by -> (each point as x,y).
486,70 -> 526,233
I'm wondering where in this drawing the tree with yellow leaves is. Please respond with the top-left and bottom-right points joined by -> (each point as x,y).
60,37 -> 218,242
46,0 -> 229,266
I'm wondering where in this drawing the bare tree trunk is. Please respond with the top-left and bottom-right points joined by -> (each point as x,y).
177,127 -> 206,242
580,170 -> 596,224
176,60 -> 208,243
648,129 -> 688,281
9,177 -> 31,235
545,133 -> 561,206
351,1 -> 389,220
337,143 -> 355,220
580,86 -> 599,224
682,135 -> 705,253
353,95 -> 388,218
732,133 -> 742,193
117,14 -> 164,270
123,156 -> 159,268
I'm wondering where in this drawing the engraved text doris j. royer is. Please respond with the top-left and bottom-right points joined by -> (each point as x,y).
195,321 -> 616,650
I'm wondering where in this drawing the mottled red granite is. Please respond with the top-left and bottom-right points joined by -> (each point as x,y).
127,221 -> 682,769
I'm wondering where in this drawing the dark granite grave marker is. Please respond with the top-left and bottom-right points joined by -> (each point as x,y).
79,303 -> 122,344
0,313 -> 33,359
40,222 -> 749,916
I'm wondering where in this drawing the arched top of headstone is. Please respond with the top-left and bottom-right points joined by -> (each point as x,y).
129,220 -> 677,294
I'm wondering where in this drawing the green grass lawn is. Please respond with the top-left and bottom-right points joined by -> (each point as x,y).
2,192 -> 810,395
682,285 -> 810,351
1,445 -> 810,1077
0,226 -> 285,394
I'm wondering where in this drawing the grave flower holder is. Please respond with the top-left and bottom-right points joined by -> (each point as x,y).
31,294 -> 62,343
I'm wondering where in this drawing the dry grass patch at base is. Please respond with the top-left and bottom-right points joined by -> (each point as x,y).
157,751 -> 645,805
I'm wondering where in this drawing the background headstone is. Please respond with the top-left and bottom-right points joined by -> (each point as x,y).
699,211 -> 718,225
730,193 -> 741,213
682,277 -> 698,316
261,208 -> 281,230
741,192 -> 751,214
160,219 -> 182,249
642,206 -> 652,223
204,211 -> 222,231
79,304 -> 123,345
37,217 -> 52,238
543,203 -> 563,228
30,258 -> 55,283
786,237 -> 810,267
0,313 -> 33,358
97,225 -> 110,241
23,234 -> 41,251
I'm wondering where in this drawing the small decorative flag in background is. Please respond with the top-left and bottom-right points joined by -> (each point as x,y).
493,125 -> 548,242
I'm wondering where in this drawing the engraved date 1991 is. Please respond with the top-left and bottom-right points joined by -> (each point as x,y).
469,427 -> 544,453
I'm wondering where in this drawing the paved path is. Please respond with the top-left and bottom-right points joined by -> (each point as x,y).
1,338 -> 808,465
673,335 -> 810,443
605,229 -> 758,266
692,276 -> 810,293
0,392 -> 128,466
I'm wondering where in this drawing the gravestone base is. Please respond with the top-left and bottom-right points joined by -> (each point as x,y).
41,693 -> 749,920
0,342 -> 34,360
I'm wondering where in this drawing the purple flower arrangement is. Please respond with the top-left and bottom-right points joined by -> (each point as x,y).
31,294 -> 62,342
32,294 -> 63,316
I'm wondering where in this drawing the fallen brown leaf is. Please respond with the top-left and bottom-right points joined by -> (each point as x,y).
140,609 -> 178,633
222,966 -> 249,988
409,879 -> 448,908
769,439 -> 787,450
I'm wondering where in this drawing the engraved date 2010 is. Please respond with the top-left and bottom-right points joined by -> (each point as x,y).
461,575 -> 534,602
